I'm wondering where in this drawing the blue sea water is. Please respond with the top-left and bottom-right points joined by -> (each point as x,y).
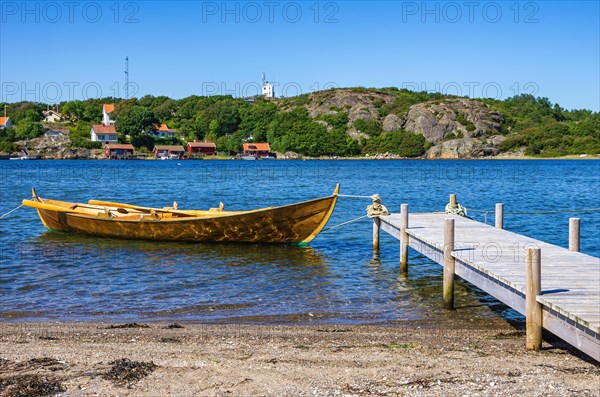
0,160 -> 598,324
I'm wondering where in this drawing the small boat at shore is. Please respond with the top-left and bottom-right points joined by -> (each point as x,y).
22,185 -> 339,244
9,155 -> 40,160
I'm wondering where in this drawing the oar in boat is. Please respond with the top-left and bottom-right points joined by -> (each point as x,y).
87,199 -> 208,217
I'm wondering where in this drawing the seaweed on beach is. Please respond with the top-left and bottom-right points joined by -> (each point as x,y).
488,331 -> 526,339
0,359 -> 11,370
106,323 -> 150,329
159,337 -> 180,343
0,374 -> 65,397
163,323 -> 184,329
37,336 -> 59,341
11,358 -> 67,372
103,358 -> 157,387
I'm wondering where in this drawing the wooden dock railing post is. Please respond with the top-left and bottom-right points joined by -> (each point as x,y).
449,194 -> 457,207
569,218 -> 580,252
373,217 -> 381,255
495,203 -> 504,229
400,204 -> 409,273
526,247 -> 543,351
443,218 -> 455,310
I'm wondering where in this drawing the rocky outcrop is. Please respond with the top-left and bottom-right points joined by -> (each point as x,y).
304,89 -> 395,126
18,136 -> 103,159
283,89 -> 509,158
426,138 -> 502,159
404,98 -> 504,144
382,114 -> 402,132
278,151 -> 303,160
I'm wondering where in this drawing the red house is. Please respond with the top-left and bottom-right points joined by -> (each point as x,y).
242,143 -> 270,158
187,141 -> 216,155
153,145 -> 185,159
104,143 -> 134,159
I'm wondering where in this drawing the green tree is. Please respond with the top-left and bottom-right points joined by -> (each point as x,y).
238,99 -> 278,141
61,100 -> 85,120
132,134 -> 156,151
154,98 -> 179,120
115,106 -> 158,138
362,130 -> 429,157
15,121 -> 44,139
353,119 -> 381,137
0,127 -> 16,142
205,119 -> 220,142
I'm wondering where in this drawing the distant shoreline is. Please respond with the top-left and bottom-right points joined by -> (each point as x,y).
1,155 -> 598,161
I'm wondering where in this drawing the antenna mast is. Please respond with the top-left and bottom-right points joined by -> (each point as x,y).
125,56 -> 129,99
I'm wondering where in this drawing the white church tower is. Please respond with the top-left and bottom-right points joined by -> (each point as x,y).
261,73 -> 274,98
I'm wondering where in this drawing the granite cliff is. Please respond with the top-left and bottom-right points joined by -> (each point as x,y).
292,89 -> 507,158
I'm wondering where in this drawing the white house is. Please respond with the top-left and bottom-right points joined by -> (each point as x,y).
150,123 -> 177,139
42,110 -> 63,123
91,124 -> 118,143
0,117 -> 13,129
262,81 -> 274,98
102,104 -> 116,125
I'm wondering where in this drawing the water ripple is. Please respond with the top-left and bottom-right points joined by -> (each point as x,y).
1,160 -> 598,323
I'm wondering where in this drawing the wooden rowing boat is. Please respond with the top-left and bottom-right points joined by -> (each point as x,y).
22,185 -> 339,244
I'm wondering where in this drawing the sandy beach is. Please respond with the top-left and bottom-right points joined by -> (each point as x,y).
1,319 -> 598,396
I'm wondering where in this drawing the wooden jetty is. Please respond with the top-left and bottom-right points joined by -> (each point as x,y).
373,196 -> 600,361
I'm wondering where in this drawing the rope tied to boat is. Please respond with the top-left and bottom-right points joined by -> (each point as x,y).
0,204 -> 23,220
322,214 -> 369,232
322,193 -> 390,232
336,194 -> 375,199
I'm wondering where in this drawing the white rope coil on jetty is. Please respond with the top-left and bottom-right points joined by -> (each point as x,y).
445,203 -> 467,217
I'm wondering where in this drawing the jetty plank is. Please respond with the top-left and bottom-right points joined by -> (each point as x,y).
379,213 -> 600,361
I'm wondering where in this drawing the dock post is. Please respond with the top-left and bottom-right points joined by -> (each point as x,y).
495,203 -> 504,229
526,247 -> 542,351
400,204 -> 409,273
443,218 -> 455,309
449,194 -> 457,207
373,217 -> 381,255
569,218 -> 580,252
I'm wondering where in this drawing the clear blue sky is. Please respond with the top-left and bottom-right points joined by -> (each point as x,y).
1,1 -> 598,110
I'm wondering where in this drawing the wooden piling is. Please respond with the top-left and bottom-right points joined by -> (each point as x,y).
449,194 -> 457,207
373,217 -> 381,254
400,204 -> 409,273
443,218 -> 455,310
569,218 -> 580,252
495,203 -> 504,229
526,247 -> 542,351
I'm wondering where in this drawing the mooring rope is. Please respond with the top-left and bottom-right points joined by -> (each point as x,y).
322,215 -> 369,232
336,194 -> 374,199
467,207 -> 600,215
0,204 -> 23,220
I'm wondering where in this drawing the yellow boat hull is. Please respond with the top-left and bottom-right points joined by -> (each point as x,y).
23,185 -> 339,244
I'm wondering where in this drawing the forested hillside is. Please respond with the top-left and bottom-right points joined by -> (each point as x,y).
1,88 -> 598,158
